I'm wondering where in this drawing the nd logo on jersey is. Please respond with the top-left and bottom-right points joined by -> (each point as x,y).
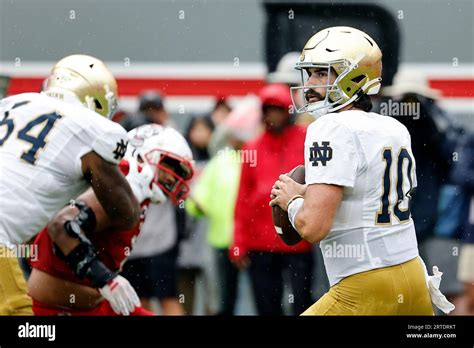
309,141 -> 333,166
113,139 -> 128,160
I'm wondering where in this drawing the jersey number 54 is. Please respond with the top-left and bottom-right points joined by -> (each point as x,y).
0,101 -> 62,165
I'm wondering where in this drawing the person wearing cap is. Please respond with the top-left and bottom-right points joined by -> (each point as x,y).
230,84 -> 314,316
268,52 -> 315,128
267,52 -> 302,87
120,90 -> 169,131
382,71 -> 465,313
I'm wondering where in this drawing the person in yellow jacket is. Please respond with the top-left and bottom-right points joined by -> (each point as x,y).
186,100 -> 260,315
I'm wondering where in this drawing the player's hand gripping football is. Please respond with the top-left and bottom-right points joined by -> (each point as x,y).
99,275 -> 141,316
269,174 -> 307,211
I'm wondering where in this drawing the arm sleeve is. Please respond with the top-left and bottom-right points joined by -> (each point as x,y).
304,117 -> 359,188
77,119 -> 129,165
90,122 -> 128,165
73,119 -> 129,177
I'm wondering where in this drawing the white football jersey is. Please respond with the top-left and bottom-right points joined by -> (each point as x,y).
0,93 -> 128,246
304,110 -> 419,286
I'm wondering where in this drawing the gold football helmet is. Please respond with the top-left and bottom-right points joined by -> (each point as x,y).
43,54 -> 118,118
291,26 -> 382,117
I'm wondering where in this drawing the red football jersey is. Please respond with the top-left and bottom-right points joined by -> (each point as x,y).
30,160 -> 149,287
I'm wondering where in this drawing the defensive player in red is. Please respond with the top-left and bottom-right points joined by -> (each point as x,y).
27,124 -> 194,316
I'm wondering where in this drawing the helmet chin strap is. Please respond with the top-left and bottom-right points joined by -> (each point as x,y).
306,101 -> 332,118
307,92 -> 360,118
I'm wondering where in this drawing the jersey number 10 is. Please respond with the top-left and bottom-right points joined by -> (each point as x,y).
0,101 -> 62,165
376,148 -> 414,224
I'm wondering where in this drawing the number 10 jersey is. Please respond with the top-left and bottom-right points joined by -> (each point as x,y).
304,110 -> 419,286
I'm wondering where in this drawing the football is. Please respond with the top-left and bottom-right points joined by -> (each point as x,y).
272,165 -> 305,246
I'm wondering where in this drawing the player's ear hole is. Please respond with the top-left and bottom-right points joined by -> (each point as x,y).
351,75 -> 365,83
94,99 -> 103,110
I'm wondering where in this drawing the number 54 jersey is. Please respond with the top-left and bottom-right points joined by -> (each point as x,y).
0,93 -> 128,246
304,110 -> 419,286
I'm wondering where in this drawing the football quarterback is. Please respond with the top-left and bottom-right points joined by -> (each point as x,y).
0,55 -> 141,315
270,26 -> 454,315
27,124 -> 194,316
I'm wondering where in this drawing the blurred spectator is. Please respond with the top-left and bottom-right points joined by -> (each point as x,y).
186,116 -> 215,160
450,133 -> 474,314
383,72 -> 464,310
210,96 -> 232,126
111,108 -> 130,124
121,90 -> 168,131
185,102 -> 260,315
267,52 -> 301,87
178,116 -> 216,314
230,84 -> 314,315
208,95 -> 261,157
267,51 -> 314,127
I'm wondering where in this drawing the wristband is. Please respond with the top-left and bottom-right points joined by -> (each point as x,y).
286,194 -> 304,211
288,197 -> 304,230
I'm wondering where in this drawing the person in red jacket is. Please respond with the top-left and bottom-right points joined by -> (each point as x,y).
230,84 -> 314,315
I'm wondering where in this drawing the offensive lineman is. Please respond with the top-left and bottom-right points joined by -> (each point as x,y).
270,27 -> 454,315
0,55 -> 142,315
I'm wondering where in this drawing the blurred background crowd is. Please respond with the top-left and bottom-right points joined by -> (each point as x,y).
1,0 -> 472,315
